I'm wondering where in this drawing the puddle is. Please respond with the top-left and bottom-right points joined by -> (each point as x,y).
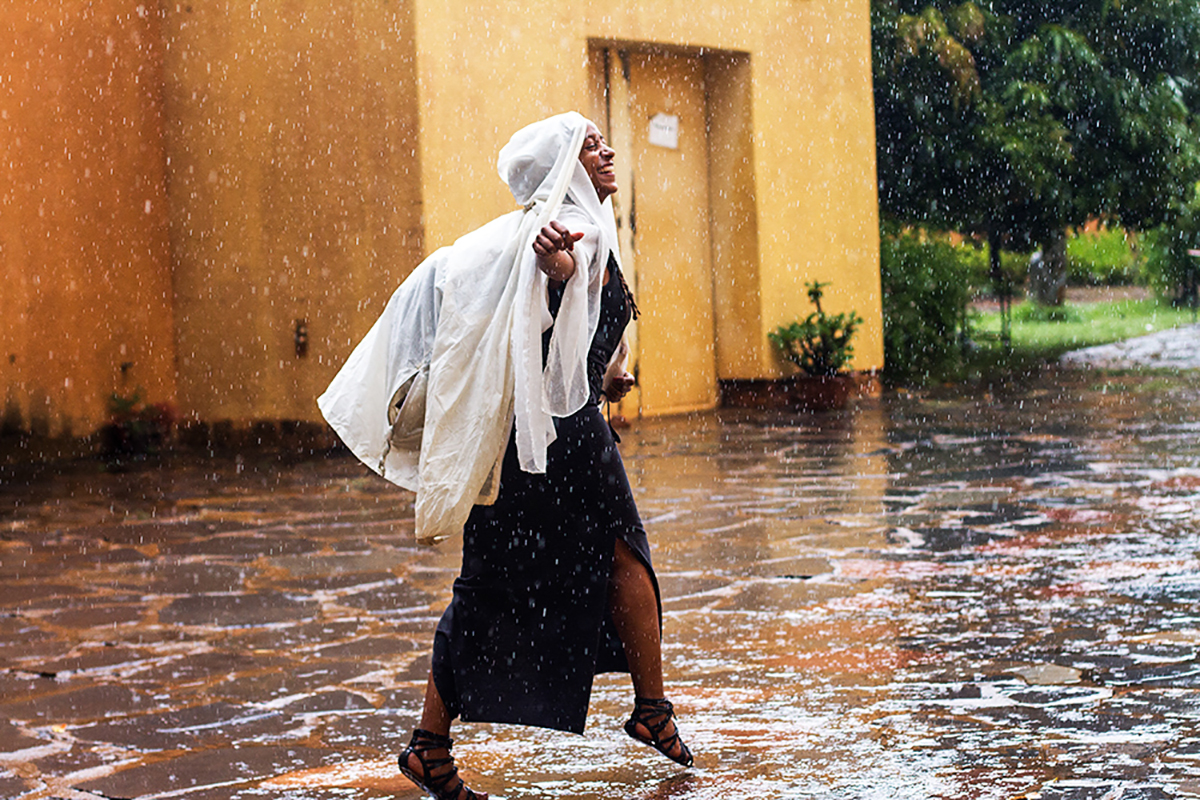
2,371 -> 1200,798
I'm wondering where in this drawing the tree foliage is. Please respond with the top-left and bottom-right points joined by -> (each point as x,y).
873,0 -> 1200,254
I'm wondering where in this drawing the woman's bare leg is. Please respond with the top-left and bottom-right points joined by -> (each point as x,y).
419,672 -> 453,736
399,673 -> 487,800
609,538 -> 689,763
609,538 -> 664,698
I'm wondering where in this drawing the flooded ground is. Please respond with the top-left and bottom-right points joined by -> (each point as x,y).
2,368 -> 1199,800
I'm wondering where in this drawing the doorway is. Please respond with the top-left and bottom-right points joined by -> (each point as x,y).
590,44 -> 760,417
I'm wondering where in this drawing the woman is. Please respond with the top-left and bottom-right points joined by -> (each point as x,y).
397,115 -> 693,800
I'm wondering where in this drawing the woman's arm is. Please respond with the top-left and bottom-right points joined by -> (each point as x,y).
533,220 -> 584,283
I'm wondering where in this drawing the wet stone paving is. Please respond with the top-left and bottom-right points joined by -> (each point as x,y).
2,368 -> 1200,799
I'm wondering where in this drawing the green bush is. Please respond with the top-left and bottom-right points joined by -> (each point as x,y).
1143,227 -> 1199,305
769,281 -> 863,376
954,241 -> 1032,294
1065,226 -> 1141,286
1143,187 -> 1200,306
1011,301 -> 1083,324
880,228 -> 980,384
954,242 -> 990,287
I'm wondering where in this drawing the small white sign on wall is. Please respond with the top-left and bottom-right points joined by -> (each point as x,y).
648,113 -> 679,150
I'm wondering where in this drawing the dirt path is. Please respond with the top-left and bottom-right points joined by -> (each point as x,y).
972,284 -> 1150,312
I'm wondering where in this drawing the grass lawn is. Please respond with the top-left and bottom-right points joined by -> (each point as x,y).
968,298 -> 1198,377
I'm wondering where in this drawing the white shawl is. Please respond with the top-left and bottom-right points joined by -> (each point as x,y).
318,112 -> 622,544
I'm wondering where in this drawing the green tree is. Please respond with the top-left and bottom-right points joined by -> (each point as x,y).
873,0 -> 1200,309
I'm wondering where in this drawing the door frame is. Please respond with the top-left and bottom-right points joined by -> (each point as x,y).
588,41 -> 763,418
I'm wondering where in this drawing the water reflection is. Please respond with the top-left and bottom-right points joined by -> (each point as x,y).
1,370 -> 1198,798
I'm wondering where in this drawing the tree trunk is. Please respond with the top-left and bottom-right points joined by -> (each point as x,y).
988,224 -> 1011,345
1030,228 -> 1068,306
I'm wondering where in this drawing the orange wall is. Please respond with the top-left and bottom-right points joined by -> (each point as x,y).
410,0 -> 883,377
158,0 -> 425,425
0,1 -> 176,437
2,0 -> 881,437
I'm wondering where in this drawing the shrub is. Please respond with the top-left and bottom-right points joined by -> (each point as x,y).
880,227 -> 979,384
953,240 -> 1031,295
1011,301 -> 1083,324
769,281 -> 863,377
1143,227 -> 1200,305
1143,188 -> 1200,307
102,387 -> 175,463
1065,226 -> 1141,287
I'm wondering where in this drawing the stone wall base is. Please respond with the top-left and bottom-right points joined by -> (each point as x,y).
719,372 -> 881,412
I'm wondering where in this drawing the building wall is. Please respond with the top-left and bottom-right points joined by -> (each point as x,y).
158,0 -> 425,426
747,0 -> 884,375
0,1 -> 177,438
705,51 -> 765,381
410,0 -> 882,387
1,0 -> 880,437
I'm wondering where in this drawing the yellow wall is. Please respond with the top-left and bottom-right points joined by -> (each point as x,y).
705,51 -> 763,380
411,0 -> 882,380
158,0 -> 424,425
0,1 -> 176,437
2,0 -> 880,437
746,0 -> 884,374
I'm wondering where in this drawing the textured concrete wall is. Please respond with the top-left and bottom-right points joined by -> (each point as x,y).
0,1 -> 176,438
158,0 -> 425,426
2,0 -> 880,436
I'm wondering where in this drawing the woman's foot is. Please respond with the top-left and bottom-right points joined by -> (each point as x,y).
624,697 -> 694,767
398,728 -> 488,800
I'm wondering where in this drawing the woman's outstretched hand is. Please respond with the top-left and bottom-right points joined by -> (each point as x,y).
533,220 -> 583,282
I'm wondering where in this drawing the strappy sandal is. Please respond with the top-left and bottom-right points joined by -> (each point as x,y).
397,728 -> 487,800
624,697 -> 694,767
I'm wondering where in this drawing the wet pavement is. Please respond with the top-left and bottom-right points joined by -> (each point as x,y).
1062,323 -> 1200,370
2,368 -> 1200,799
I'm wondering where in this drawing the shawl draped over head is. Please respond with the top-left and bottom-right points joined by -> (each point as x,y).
317,112 -> 622,544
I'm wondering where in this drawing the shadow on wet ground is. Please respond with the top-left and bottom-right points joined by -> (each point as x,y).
2,369 -> 1200,799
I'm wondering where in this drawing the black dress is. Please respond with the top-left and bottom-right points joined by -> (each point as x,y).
431,255 -> 658,734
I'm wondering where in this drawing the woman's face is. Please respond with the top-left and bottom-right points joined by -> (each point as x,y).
579,124 -> 617,203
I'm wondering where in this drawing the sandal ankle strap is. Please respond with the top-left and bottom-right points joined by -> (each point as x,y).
410,728 -> 454,750
634,697 -> 674,711
625,697 -> 693,768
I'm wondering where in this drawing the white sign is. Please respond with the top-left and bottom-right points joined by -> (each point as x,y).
648,113 -> 679,150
